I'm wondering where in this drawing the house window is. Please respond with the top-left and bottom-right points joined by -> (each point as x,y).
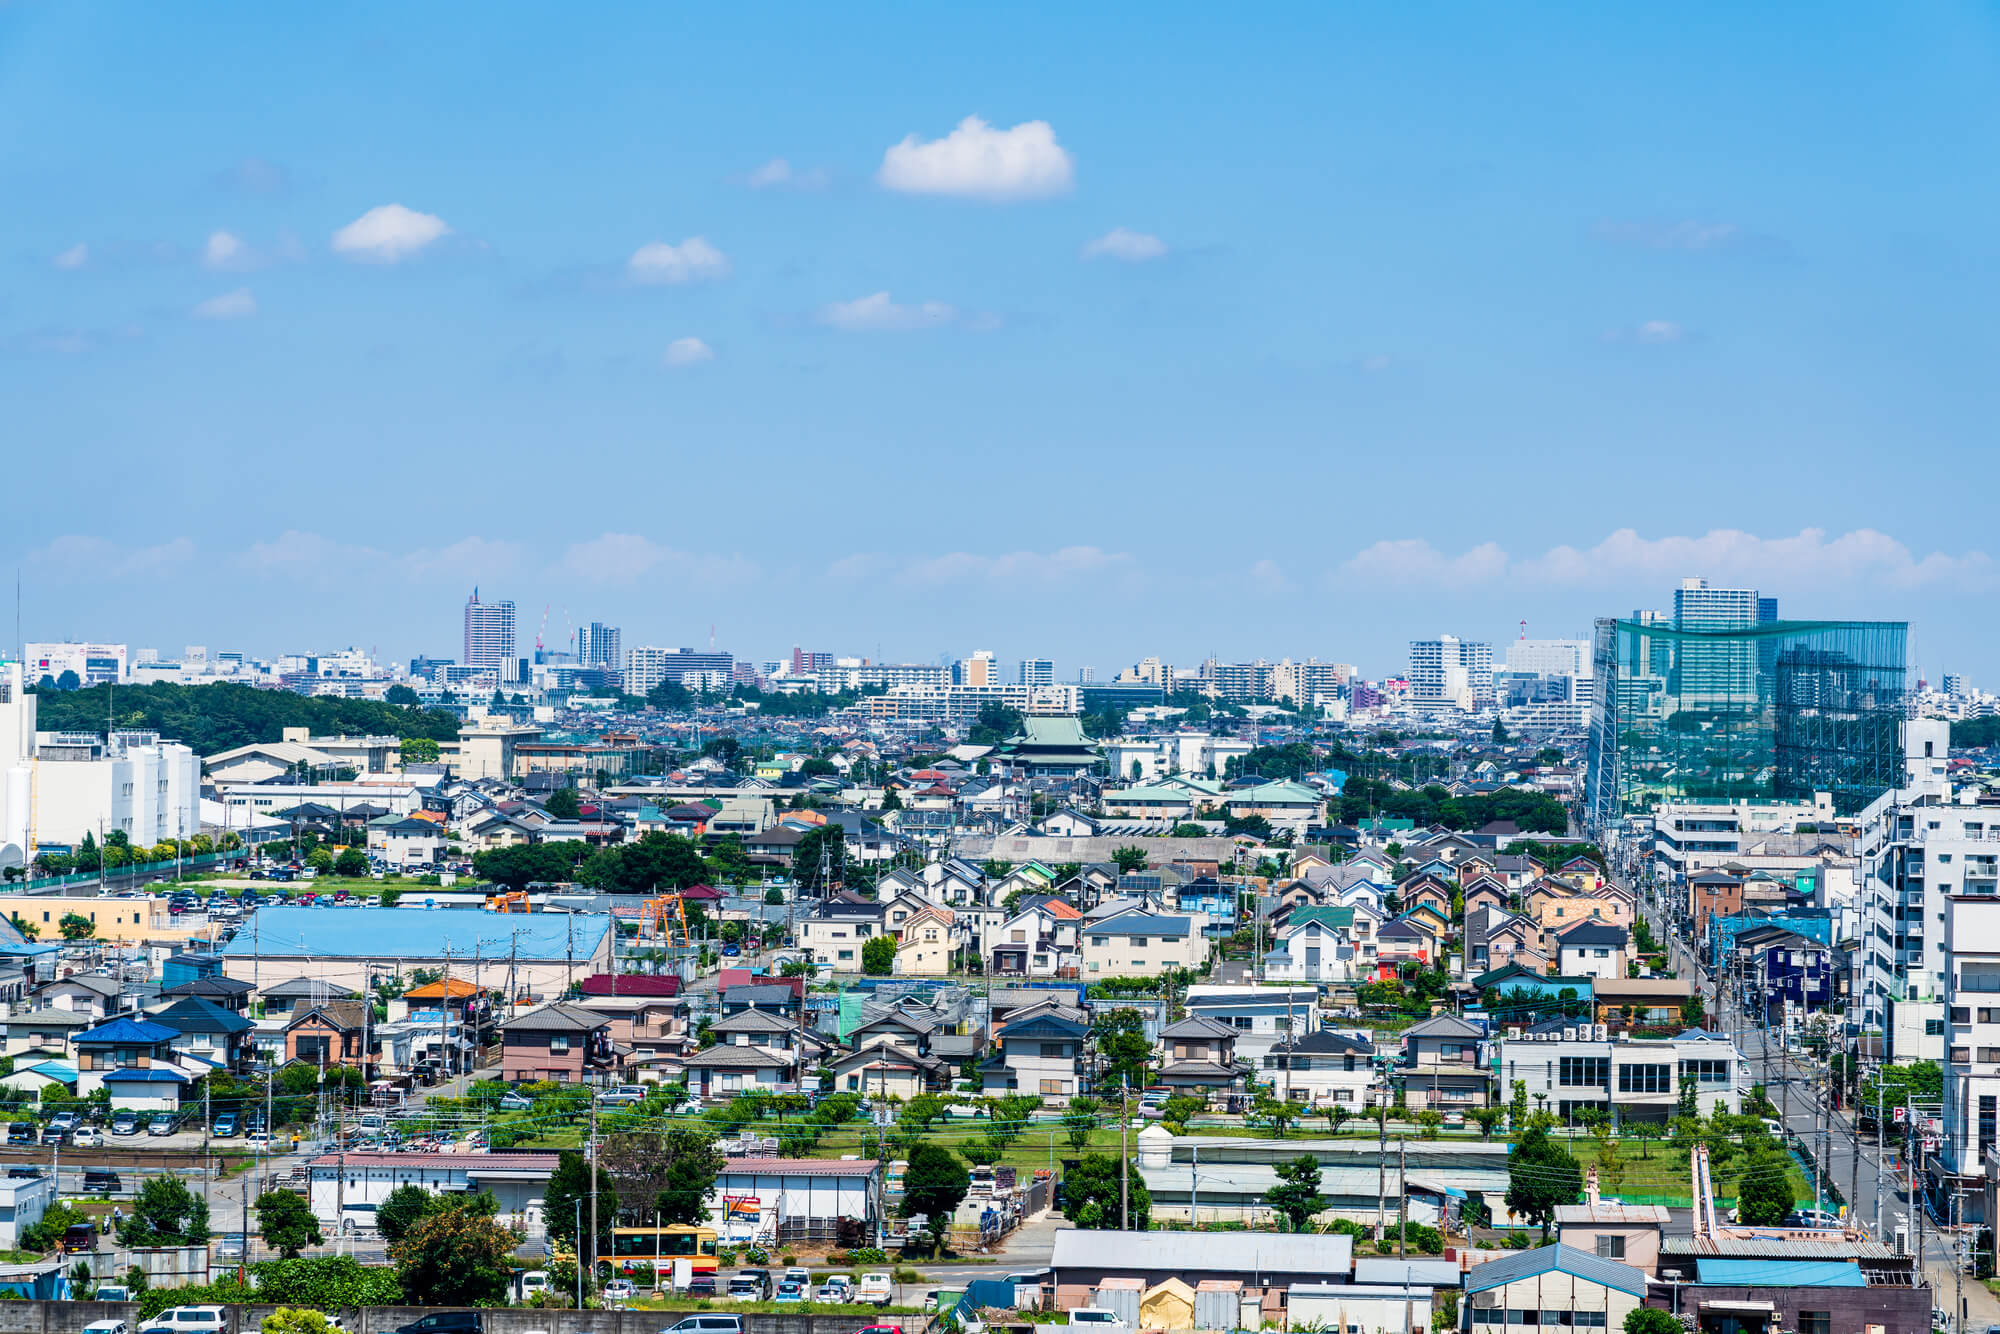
1039,1043 -> 1068,1058
549,1035 -> 571,1054
1797,1314 -> 1830,1334
1595,1234 -> 1625,1259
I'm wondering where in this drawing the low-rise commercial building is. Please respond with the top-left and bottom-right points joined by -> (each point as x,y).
1494,1026 -> 1742,1125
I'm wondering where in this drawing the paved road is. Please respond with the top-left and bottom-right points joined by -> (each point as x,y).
1640,885 -> 1998,1333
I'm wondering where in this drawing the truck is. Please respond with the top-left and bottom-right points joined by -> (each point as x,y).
857,1272 -> 895,1306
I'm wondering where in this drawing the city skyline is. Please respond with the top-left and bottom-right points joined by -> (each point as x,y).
9,5 -> 2000,672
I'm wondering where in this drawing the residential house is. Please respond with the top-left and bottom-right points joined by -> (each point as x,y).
1463,1244 -> 1648,1332
719,981 -> 804,1018
160,976 -> 255,1013
259,978 -> 350,1020
151,997 -> 256,1075
574,979 -> 690,1079
977,999 -> 1088,1102
1181,986 -> 1319,1065
1397,1014 -> 1491,1109
501,1002 -> 617,1084
73,1017 -> 188,1108
38,975 -> 122,1021
1739,926 -> 1836,1024
989,901 -> 1081,977
1467,906 -> 1546,976
894,905 -> 960,976
1156,1016 -> 1251,1097
1373,918 -> 1434,977
1556,922 -> 1629,981
1,1009 -> 90,1062
1081,913 -> 1207,979
1554,1200 -> 1670,1274
682,1008 -> 823,1097
1222,781 -> 1323,837
826,1038 -> 952,1099
1264,908 -> 1357,984
1399,874 -> 1454,919
1262,1030 -> 1379,1108
1462,875 -> 1510,918
366,814 -> 445,868
286,1001 -> 376,1072
797,897 -> 885,972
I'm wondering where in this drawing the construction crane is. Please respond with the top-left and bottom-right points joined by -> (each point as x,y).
639,893 -> 690,947
534,604 -> 550,653
485,891 -> 531,913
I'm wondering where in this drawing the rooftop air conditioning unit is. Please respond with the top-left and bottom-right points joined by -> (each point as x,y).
1562,1026 -> 1578,1041
1506,1027 -> 1522,1040
1596,1023 -> 1611,1041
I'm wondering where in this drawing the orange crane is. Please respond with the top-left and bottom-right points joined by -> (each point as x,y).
639,893 -> 689,946
485,890 -> 531,913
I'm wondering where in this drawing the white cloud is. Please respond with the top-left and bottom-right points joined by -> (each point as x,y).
559,534 -> 757,585
1081,228 -> 1167,262
202,230 -> 249,270
744,158 -> 831,191
1249,559 -> 1292,595
1635,320 -> 1685,343
829,545 -> 1135,587
192,288 -> 256,320
1338,528 -> 2000,593
1359,354 -> 1393,373
627,237 -> 731,285
53,243 -> 88,271
817,291 -> 957,332
331,204 -> 451,263
664,337 -> 714,367
234,531 -> 524,589
1597,220 -> 1742,251
876,116 -> 1074,201
28,535 -> 196,579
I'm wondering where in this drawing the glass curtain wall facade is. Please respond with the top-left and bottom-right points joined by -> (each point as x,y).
1585,618 -> 1908,833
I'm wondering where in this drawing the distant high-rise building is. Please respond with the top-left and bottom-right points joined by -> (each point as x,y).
1019,657 -> 1054,687
625,646 -> 735,695
1077,665 -> 1097,683
1944,672 -> 1971,700
462,590 -> 516,673
25,642 -> 128,688
1672,578 -> 1766,705
955,651 -> 996,688
579,622 -> 623,670
1408,636 -> 1491,709
790,647 -> 833,676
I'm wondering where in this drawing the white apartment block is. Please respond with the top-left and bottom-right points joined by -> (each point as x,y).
857,682 -> 1080,724
1943,894 -> 2000,1202
1855,718 -> 1968,1061
1104,733 -> 1254,783
1408,636 -> 1492,711
1650,794 -> 1835,881
623,646 -> 735,696
1494,1028 -> 1743,1125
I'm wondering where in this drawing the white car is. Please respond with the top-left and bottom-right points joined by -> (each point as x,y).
72,1127 -> 103,1147
140,1308 -> 228,1334
857,1272 -> 894,1306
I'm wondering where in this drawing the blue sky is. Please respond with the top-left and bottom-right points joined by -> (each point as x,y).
6,3 -> 1998,681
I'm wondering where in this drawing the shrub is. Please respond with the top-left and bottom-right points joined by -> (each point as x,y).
848,1246 -> 887,1264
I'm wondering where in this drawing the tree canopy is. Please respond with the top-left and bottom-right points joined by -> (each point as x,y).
1264,1155 -> 1327,1230
1064,1152 -> 1149,1230
900,1143 -> 971,1252
31,681 -> 459,752
255,1191 -> 323,1259
1504,1123 -> 1581,1237
388,1192 -> 517,1306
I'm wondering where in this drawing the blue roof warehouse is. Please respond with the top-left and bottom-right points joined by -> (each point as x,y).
218,906 -> 616,997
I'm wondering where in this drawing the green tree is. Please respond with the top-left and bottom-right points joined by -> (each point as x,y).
862,934 -> 896,975
578,831 -> 707,893
1250,1096 -> 1298,1137
1063,1152 -> 1149,1230
544,786 -> 582,820
1111,845 -> 1148,874
900,1142 -> 971,1253
333,848 -> 368,878
389,1192 -> 517,1306
1504,1123 -> 1582,1238
1623,1309 -> 1684,1334
21,1201 -> 91,1253
1064,1096 -> 1102,1151
263,1310 -> 334,1334
656,1129 -> 728,1226
1733,1148 -> 1796,1226
1468,1107 -> 1505,1139
1414,1109 -> 1444,1139
255,1191 -> 324,1259
122,1175 -> 211,1247
473,842 -> 582,891
791,825 -> 848,893
1093,1008 -> 1151,1092
57,913 -> 94,941
374,1184 -> 437,1246
1491,719 -> 1510,746
1263,1155 -> 1327,1230
967,702 -> 1025,748
306,847 -> 334,874
398,736 -> 439,763
543,1150 -> 618,1270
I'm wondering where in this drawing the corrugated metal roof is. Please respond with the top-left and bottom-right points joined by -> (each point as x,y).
222,906 -> 612,961
1662,1236 -> 1894,1259
1694,1259 -> 1865,1287
716,1158 -> 880,1177
1464,1243 -> 1647,1299
1051,1227 -> 1353,1275
1353,1259 -> 1463,1288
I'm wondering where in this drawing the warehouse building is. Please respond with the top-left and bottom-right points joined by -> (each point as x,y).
218,906 -> 615,995
1049,1228 -> 1355,1320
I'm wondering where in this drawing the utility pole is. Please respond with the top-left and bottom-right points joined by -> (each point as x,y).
1397,1138 -> 1408,1257
589,1096 -> 600,1297
1119,1076 -> 1129,1231
1375,1103 -> 1388,1242
1875,1085 -> 1886,1240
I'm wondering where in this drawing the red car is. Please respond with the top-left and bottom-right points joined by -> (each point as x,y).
852,1326 -> 904,1334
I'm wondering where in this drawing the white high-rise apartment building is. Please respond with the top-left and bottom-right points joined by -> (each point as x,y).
579,622 -> 623,670
956,651 -> 996,688
1855,717 -> 1963,1062
1018,657 -> 1055,687
1408,636 -> 1492,710
461,590 -> 517,673
624,647 -> 734,696
1942,894 -> 2000,1195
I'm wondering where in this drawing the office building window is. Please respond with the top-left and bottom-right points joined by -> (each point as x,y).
1618,1063 -> 1672,1094
1559,1057 -> 1608,1087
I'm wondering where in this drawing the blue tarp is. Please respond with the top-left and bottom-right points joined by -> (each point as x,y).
1693,1259 -> 1865,1287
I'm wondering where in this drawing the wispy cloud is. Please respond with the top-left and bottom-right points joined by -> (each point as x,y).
332,204 -> 451,263
627,238 -> 731,285
877,116 -> 1074,201
212,157 -> 292,197
192,288 -> 256,320
663,337 -> 714,367
52,243 -> 88,271
1340,528 -> 1999,592
817,292 -> 958,332
1082,228 -> 1167,262
28,535 -> 196,579
743,158 -> 831,191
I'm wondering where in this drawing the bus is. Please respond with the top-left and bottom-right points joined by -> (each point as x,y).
610,1225 -> 720,1284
